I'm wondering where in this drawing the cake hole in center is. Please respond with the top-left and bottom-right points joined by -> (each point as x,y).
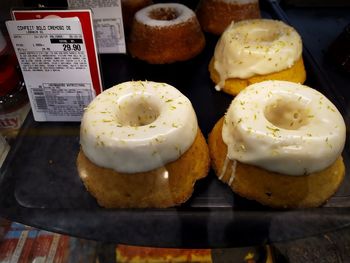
254,30 -> 279,42
117,97 -> 160,127
242,26 -> 280,42
149,8 -> 179,21
264,97 -> 309,130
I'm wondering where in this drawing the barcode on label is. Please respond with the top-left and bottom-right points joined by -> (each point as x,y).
32,88 -> 48,111
29,83 -> 93,120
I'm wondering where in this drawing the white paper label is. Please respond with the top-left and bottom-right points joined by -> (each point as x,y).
68,0 -> 126,54
6,18 -> 95,122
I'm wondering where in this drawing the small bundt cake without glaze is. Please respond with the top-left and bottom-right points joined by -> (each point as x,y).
77,81 -> 210,208
208,81 -> 346,208
121,0 -> 153,34
196,0 -> 260,35
209,19 -> 306,96
127,3 -> 206,64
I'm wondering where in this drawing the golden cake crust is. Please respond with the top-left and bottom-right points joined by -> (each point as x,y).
127,16 -> 205,64
208,118 -> 345,208
121,0 -> 153,34
77,129 -> 210,208
116,244 -> 212,263
209,56 -> 306,96
196,0 -> 261,35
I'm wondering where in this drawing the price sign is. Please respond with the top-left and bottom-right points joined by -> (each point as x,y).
6,17 -> 100,122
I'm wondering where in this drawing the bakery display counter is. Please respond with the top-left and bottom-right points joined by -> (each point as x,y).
1,0 -> 350,248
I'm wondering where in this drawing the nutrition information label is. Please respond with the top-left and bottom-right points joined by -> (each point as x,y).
6,17 -> 95,122
67,0 -> 126,54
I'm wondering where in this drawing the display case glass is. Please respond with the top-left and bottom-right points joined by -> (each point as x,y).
0,0 -> 350,248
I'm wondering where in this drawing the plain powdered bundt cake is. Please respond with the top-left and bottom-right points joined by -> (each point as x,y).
121,0 -> 153,34
127,3 -> 206,64
196,0 -> 260,35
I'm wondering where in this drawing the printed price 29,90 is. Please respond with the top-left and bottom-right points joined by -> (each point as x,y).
63,44 -> 81,51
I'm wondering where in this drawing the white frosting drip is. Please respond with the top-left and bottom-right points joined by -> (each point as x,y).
228,160 -> 237,185
219,156 -> 229,180
80,81 -> 198,173
213,19 -> 302,90
222,80 -> 346,176
135,3 -> 195,28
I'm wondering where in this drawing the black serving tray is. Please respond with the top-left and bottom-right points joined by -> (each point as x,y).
1,0 -> 350,248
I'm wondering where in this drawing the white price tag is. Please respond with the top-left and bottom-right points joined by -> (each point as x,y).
68,0 -> 126,54
6,17 -> 95,122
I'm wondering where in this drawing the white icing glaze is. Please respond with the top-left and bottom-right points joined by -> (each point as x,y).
213,19 -> 302,90
80,81 -> 198,173
222,80 -> 346,176
135,3 -> 195,28
219,156 -> 237,185
228,160 -> 237,185
219,156 -> 229,180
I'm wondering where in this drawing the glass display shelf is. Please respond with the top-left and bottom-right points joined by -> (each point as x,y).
1,0 -> 350,248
